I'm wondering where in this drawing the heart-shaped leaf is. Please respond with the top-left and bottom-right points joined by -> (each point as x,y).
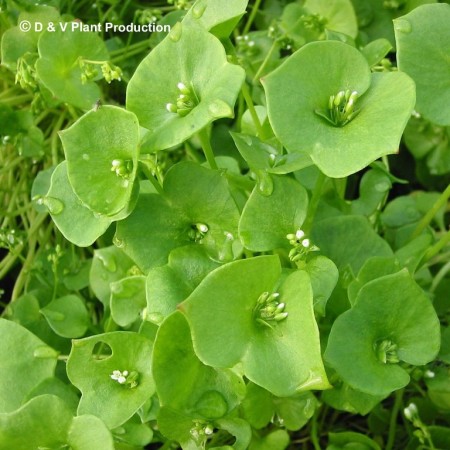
324,270 -> 440,396
263,40 -> 415,177
60,105 -> 140,217
127,23 -> 244,151
67,332 -> 155,428
180,256 -> 330,396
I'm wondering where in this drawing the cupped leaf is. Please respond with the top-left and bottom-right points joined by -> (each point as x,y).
45,161 -> 112,246
0,395 -> 113,450
115,161 -> 241,272
239,175 -> 308,251
67,332 -> 155,428
324,270 -> 440,396
395,4 -> 450,126
60,105 -> 140,216
0,319 -> 57,413
153,312 -> 245,418
110,276 -> 146,327
40,294 -> 89,338
36,28 -> 109,110
126,23 -> 244,151
181,257 -> 329,396
263,40 -> 415,177
327,431 -> 381,450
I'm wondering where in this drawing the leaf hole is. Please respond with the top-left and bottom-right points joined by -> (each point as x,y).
91,341 -> 113,360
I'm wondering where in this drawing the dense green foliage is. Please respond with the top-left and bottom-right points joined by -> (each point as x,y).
1,0 -> 450,449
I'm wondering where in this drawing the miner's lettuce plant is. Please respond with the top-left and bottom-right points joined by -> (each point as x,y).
1,0 -> 450,449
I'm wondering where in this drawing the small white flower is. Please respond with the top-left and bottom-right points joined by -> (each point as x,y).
177,82 -> 187,91
295,229 -> 305,239
302,239 -> 310,248
424,370 -> 435,378
404,403 -> 418,421
110,370 -> 128,384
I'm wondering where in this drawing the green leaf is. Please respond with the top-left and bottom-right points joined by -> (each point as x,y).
110,276 -> 147,327
153,312 -> 245,418
67,332 -> 155,428
45,161 -> 112,246
263,40 -> 415,177
312,215 -> 393,274
0,6 -> 60,70
361,38 -> 393,67
0,319 -> 57,413
183,0 -> 249,38
60,105 -> 140,217
0,395 -> 114,450
116,161 -> 241,272
249,429 -> 290,450
305,256 -> 339,316
327,431 -> 381,450
146,246 -> 220,324
395,3 -> 450,126
230,133 -> 312,174
36,28 -> 109,109
181,257 -> 330,396
127,23 -> 244,151
239,175 -> 308,251
324,270 -> 440,396
90,246 -> 138,307
40,294 -> 89,338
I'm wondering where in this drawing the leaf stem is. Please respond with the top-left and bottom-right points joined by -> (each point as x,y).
240,82 -> 263,136
310,409 -> 322,450
198,127 -> 218,170
138,161 -> 164,195
243,0 -> 263,35
412,184 -> 450,238
252,39 -> 278,83
385,388 -> 404,450
423,228 -> 450,263
303,171 -> 327,234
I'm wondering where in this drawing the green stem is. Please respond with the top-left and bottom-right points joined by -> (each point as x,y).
138,161 -> 164,195
412,184 -> 450,238
198,127 -> 218,170
0,94 -> 34,105
252,39 -> 277,83
241,82 -> 264,135
243,0 -> 263,35
423,228 -> 450,263
385,388 -> 404,450
109,38 -> 151,57
303,171 -> 327,234
430,260 -> 450,293
310,409 -> 322,450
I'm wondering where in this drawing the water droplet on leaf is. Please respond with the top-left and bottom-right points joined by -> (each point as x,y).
208,100 -> 233,118
82,153 -> 90,161
256,170 -> 273,196
169,23 -> 182,42
98,253 -> 117,272
44,197 -> 64,215
395,19 -> 412,34
192,1 -> 207,18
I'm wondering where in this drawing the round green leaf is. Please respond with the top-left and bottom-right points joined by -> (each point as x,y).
40,294 -> 89,338
263,41 -> 415,177
60,105 -> 140,216
36,28 -> 109,110
67,332 -> 155,428
0,319 -> 57,413
45,161 -> 112,246
324,270 -> 441,396
126,23 -> 245,151
153,312 -> 245,418
395,4 -> 450,126
239,175 -> 308,251
181,257 -> 329,396
115,161 -> 241,272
